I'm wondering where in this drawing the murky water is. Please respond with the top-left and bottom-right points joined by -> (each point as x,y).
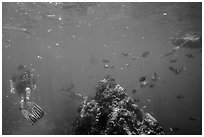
2,2 -> 202,135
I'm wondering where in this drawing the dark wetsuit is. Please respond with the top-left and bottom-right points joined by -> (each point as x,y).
11,65 -> 36,98
10,65 -> 44,125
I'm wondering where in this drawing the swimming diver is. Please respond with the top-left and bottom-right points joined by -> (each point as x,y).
10,65 -> 44,125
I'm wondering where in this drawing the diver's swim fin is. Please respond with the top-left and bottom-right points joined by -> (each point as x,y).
31,103 -> 44,119
21,109 -> 37,125
27,101 -> 44,119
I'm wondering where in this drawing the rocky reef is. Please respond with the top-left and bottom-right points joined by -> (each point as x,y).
73,77 -> 164,135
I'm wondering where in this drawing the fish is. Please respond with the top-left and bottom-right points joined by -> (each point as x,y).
170,56 -> 178,63
102,59 -> 110,63
149,83 -> 155,88
189,116 -> 199,121
142,51 -> 150,58
170,127 -> 179,132
132,89 -> 137,93
133,99 -> 140,103
120,51 -> 130,57
169,66 -> 186,75
139,76 -> 147,82
185,53 -> 195,58
140,81 -> 149,88
151,72 -> 160,81
176,94 -> 184,99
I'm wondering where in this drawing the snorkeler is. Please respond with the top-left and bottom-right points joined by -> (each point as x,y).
10,65 -> 44,125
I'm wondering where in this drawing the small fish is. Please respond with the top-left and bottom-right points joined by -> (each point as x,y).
176,94 -> 184,99
142,51 -> 150,58
102,59 -> 110,63
140,81 -> 149,88
170,56 -> 178,63
151,72 -> 160,81
149,83 -> 155,88
189,116 -> 199,121
139,76 -> 147,82
169,66 -> 177,73
185,53 -> 195,58
134,99 -> 140,103
132,89 -> 137,93
121,51 -> 130,57
169,66 -> 186,75
170,127 -> 179,132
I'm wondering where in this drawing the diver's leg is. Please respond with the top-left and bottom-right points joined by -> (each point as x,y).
32,103 -> 44,119
24,87 -> 44,119
19,95 -> 37,125
26,101 -> 44,119
25,87 -> 31,101
159,47 -> 178,58
19,96 -> 25,110
21,109 -> 37,125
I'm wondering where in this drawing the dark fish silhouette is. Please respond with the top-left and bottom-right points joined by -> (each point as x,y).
176,94 -> 184,99
139,76 -> 147,82
189,116 -> 199,121
149,83 -> 155,88
169,66 -> 186,75
142,51 -> 150,58
132,89 -> 137,93
102,59 -> 110,63
185,53 -> 195,58
134,99 -> 140,103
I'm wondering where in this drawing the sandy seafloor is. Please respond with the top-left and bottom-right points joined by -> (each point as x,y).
2,2 -> 202,135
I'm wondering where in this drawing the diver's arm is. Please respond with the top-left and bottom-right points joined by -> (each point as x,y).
159,40 -> 189,58
159,47 -> 178,58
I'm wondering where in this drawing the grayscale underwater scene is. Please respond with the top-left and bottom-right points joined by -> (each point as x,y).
2,2 -> 202,135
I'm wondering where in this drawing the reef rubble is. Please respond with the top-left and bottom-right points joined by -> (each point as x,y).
73,77 -> 164,135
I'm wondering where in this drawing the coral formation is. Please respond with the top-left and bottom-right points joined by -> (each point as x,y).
73,77 -> 164,135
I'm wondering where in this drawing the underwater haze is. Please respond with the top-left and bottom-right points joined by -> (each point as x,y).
2,2 -> 202,135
